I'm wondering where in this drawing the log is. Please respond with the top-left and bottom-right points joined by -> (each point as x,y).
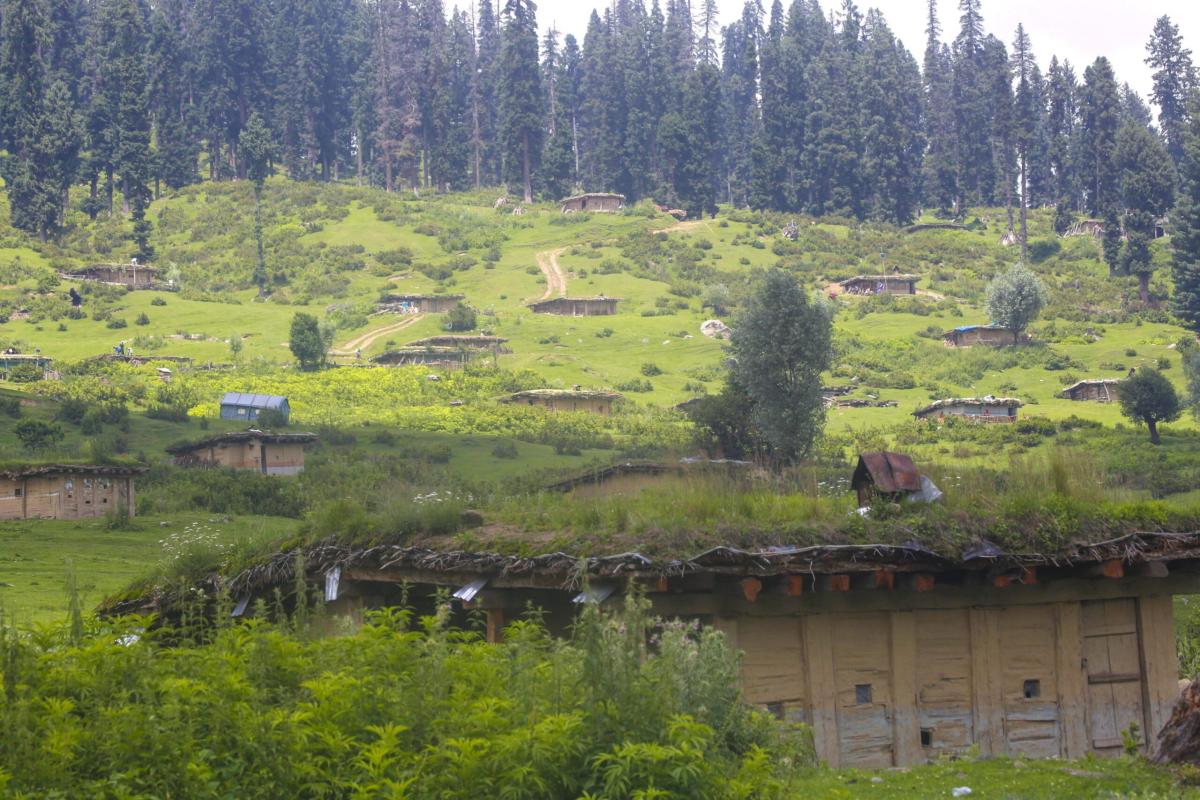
1154,677 -> 1200,764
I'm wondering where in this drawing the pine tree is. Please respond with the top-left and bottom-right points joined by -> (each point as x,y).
1079,57 -> 1121,217
1115,120 -> 1175,303
1010,24 -> 1038,260
951,0 -> 991,208
721,5 -> 760,207
1046,57 -> 1080,213
922,0 -> 957,214
474,0 -> 502,186
497,0 -> 542,204
195,0 -> 268,179
240,112 -> 275,293
1173,101 -> 1200,332
1145,15 -> 1196,166
148,3 -> 199,190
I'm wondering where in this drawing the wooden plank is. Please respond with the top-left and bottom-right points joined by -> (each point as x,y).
1138,595 -> 1179,741
969,607 -> 1003,756
802,614 -> 840,768
739,617 -> 808,720
830,612 -> 894,768
486,609 -> 505,643
914,609 -> 975,758
998,605 -> 1062,758
741,577 -> 763,602
1055,602 -> 1089,759
891,611 -> 921,766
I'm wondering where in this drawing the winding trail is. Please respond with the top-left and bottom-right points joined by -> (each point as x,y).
529,216 -> 710,303
330,313 -> 424,357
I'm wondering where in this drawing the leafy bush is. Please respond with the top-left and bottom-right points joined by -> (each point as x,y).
14,419 -> 64,451
443,302 -> 477,332
491,441 -> 519,459
150,296 -> 167,306
135,312 -> 150,325
7,362 -> 44,383
641,362 -> 663,377
0,396 -> 20,417
106,318 -> 128,329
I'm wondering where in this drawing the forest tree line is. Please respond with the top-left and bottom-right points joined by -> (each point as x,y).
0,0 -> 1196,252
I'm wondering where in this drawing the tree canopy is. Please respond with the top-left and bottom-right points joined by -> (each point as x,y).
1119,367 -> 1182,444
985,263 -> 1047,344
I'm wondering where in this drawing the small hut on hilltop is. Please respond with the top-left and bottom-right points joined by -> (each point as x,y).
1,464 -> 143,520
219,392 -> 290,424
914,396 -> 1022,423
167,431 -> 317,475
560,193 -> 625,213
378,294 -> 464,314
943,325 -> 1018,347
503,388 -> 621,415
528,296 -> 620,316
1061,379 -> 1123,403
62,263 -> 160,289
838,274 -> 919,296
0,353 -> 52,379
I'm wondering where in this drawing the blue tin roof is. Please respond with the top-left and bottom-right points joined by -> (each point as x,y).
220,392 -> 288,410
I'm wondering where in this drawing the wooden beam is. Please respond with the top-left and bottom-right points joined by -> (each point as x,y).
486,608 -> 505,643
785,575 -> 805,596
1054,602 -> 1088,759
904,573 -> 935,592
969,607 -> 1003,757
802,614 -> 839,768
1086,560 -> 1125,579
874,569 -> 896,591
817,574 -> 850,592
1132,562 -> 1169,579
890,611 -> 921,765
1138,595 -> 1180,741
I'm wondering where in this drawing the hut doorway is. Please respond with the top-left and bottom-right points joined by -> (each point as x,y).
1082,599 -> 1148,755
831,611 -> 896,767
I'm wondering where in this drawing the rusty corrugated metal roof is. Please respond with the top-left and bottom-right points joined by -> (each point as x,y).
852,452 -> 922,494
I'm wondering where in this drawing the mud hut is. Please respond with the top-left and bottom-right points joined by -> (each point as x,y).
167,431 -> 317,475
0,464 -> 143,519
371,347 -> 474,368
503,389 -> 621,415
942,325 -> 1019,347
838,274 -> 919,296
913,396 -> 1022,423
1061,379 -> 1123,403
62,263 -> 160,289
378,294 -> 464,314
560,193 -> 625,213
528,296 -> 620,316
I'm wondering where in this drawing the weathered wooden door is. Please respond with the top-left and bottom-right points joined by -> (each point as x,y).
1082,599 -> 1147,755
830,612 -> 895,767
997,605 -> 1061,758
915,609 -> 975,759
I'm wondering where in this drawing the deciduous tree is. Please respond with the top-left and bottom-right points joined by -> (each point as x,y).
1119,367 -> 1181,444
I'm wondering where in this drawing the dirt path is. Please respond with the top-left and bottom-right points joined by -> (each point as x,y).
330,314 -> 424,357
535,245 -> 570,300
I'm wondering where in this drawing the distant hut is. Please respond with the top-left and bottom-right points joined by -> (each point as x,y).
167,431 -> 317,475
371,347 -> 473,368
378,294 -> 464,314
503,389 -> 622,415
838,274 -> 919,296
528,296 -> 620,316
1061,379 -> 1123,403
0,464 -> 143,520
406,335 -> 510,352
219,392 -> 290,424
560,193 -> 625,213
62,262 -> 160,289
942,325 -> 1018,347
1065,219 -> 1105,238
914,396 -> 1022,423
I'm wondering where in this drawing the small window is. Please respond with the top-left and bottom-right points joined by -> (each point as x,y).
14,487 -> 22,497
920,729 -> 933,747
855,684 -> 873,705
765,702 -> 784,721
1023,679 -> 1041,699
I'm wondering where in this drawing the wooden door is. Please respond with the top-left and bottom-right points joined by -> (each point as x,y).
1082,599 -> 1147,755
997,605 -> 1061,758
830,612 -> 895,767
915,609 -> 975,759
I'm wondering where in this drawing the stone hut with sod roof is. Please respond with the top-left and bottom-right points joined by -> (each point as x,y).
1061,379 -> 1123,403
838,274 -> 919,296
913,397 -> 1022,423
61,262 -> 160,289
528,296 -> 620,316
378,294 -> 464,314
170,479 -> 1200,769
167,431 -> 317,475
0,464 -> 143,520
560,193 -> 625,213
942,325 -> 1021,347
503,389 -> 621,415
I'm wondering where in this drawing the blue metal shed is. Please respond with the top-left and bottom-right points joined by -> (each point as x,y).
219,392 -> 290,423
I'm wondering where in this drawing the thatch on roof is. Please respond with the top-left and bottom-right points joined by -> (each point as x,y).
406,335 -> 509,349
914,396 -> 1023,417
165,431 -> 317,455
504,389 -> 622,402
0,463 -> 146,480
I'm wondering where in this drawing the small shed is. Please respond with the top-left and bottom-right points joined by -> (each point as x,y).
560,193 -> 625,213
371,347 -> 473,368
838,274 -> 919,296
378,294 -> 464,314
503,389 -> 622,415
914,396 -> 1022,423
851,452 -> 922,507
1064,219 -> 1105,238
528,296 -> 620,316
167,431 -> 317,475
219,392 -> 290,424
0,464 -> 143,520
943,325 -> 1017,347
62,263 -> 160,289
1061,379 -> 1123,403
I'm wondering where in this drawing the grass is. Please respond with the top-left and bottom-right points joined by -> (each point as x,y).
0,513 -> 297,623
785,756 -> 1198,798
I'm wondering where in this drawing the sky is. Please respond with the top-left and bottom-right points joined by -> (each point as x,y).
533,0 -> 1199,103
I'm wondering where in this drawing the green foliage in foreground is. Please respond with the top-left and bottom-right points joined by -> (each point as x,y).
0,599 -> 806,799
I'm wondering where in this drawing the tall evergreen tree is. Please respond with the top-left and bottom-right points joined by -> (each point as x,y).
474,0 -> 502,185
1046,56 -> 1080,216
722,5 -> 760,207
240,112 -> 274,293
951,0 -> 991,208
1145,15 -> 1196,166
1172,100 -> 1200,332
1079,57 -> 1121,216
497,0 -> 542,203
922,0 -> 957,214
1011,24 -> 1038,260
1115,120 -> 1175,303
194,0 -> 268,179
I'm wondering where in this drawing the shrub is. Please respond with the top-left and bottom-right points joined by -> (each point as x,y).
135,312 -> 150,325
7,362 -> 44,383
14,419 -> 64,452
150,296 -> 167,306
444,302 -> 477,332
0,396 -> 20,417
491,441 -> 519,459
106,318 -> 128,329
641,362 -> 664,377
1028,238 -> 1062,262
